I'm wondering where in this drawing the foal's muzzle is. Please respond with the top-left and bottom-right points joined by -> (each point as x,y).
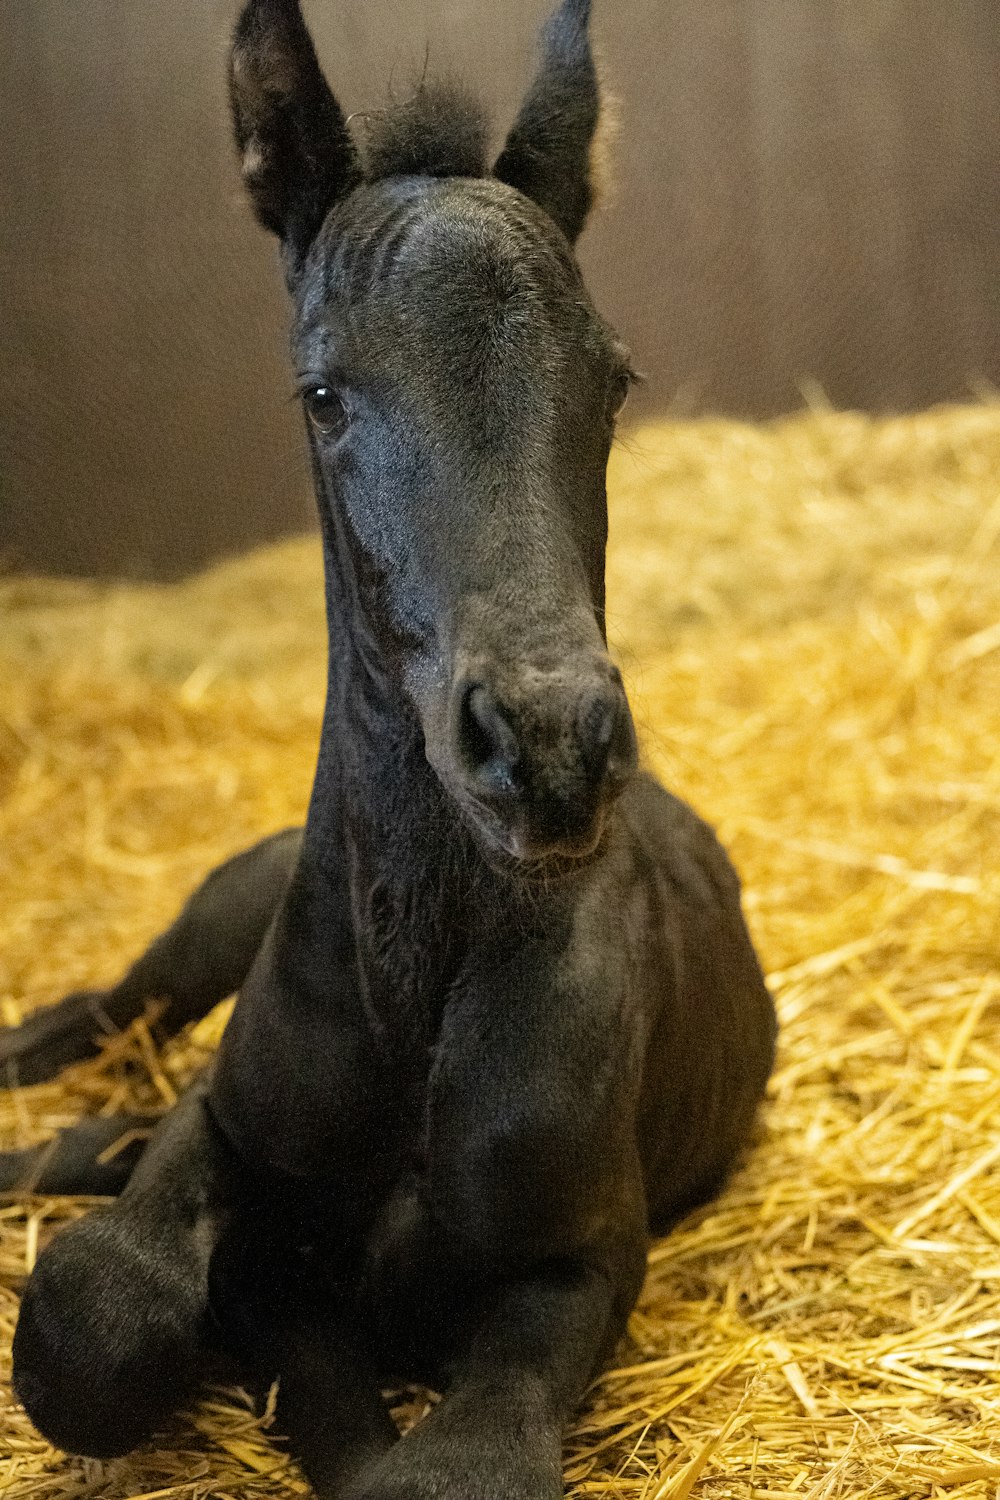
450,661 -> 638,861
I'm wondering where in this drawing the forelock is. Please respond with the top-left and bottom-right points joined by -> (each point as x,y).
359,80 -> 490,183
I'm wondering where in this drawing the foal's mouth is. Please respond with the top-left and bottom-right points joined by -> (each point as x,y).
457,788 -> 610,875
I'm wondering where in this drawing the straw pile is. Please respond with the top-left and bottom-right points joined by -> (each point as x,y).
2,404 -> 1000,1499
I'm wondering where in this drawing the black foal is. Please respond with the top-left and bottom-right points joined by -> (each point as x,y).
3,2 -> 776,1495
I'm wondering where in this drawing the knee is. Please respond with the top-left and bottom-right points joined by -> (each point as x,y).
13,1207 -> 204,1457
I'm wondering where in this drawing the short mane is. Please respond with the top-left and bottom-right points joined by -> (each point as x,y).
360,80 -> 490,183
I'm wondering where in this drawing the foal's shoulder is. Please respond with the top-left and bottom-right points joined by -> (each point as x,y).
617,770 -> 744,911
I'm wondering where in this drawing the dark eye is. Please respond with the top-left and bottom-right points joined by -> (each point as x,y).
303,385 -> 349,438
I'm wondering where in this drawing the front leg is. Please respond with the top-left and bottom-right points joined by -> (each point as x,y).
12,1078 -> 229,1457
349,907 -> 650,1500
349,1249 -> 645,1500
267,1318 -> 400,1497
211,1233 -> 399,1498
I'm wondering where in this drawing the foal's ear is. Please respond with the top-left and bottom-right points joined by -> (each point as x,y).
494,0 -> 604,245
229,0 -> 362,277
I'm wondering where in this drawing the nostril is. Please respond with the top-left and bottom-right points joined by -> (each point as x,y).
578,683 -> 638,797
577,687 -> 620,779
459,682 -> 521,793
589,694 -> 618,750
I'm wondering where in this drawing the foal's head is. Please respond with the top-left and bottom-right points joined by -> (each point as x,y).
231,0 -> 638,863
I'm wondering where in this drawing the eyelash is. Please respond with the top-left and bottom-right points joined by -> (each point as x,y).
610,371 -> 635,419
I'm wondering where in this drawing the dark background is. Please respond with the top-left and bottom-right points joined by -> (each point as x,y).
2,0 -> 999,578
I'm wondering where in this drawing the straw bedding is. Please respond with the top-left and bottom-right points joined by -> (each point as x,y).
2,404 -> 1000,1499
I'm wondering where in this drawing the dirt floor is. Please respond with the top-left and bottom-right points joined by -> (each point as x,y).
2,405 -> 1000,1498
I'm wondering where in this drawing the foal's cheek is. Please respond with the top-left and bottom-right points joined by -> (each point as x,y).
330,476 -> 443,652
333,445 -> 408,568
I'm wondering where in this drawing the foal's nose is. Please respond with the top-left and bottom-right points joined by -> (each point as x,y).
453,667 -> 637,859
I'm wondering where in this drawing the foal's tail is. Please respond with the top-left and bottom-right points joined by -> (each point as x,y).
0,827 -> 303,1196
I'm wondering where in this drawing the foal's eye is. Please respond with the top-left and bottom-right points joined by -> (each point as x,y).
303,385 -> 349,439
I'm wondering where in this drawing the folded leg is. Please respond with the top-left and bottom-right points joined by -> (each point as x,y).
12,1079 -> 231,1457
346,1246 -> 646,1500
208,1209 -> 400,1497
257,1314 -> 399,1497
0,828 -> 302,1086
0,1111 -> 159,1196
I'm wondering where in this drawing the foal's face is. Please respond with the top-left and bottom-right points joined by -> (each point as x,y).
293,177 -> 637,860
230,0 -> 637,862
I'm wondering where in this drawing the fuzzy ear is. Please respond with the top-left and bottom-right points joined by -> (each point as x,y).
229,0 -> 362,276
493,0 -> 603,245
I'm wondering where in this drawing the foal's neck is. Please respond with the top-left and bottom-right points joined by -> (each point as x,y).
301,526 -> 485,922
